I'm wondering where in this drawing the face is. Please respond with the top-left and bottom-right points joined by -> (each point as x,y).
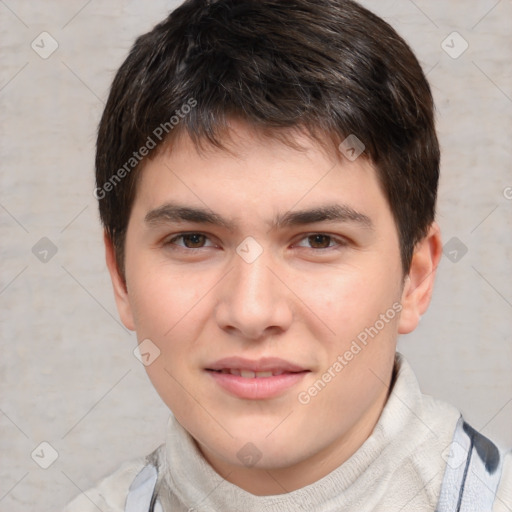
106,121 -> 440,494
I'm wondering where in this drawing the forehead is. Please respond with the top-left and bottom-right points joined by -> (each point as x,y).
133,120 -> 390,226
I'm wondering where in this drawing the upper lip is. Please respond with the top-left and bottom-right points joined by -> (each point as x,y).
206,357 -> 308,373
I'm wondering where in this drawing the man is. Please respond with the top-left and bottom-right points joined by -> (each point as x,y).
64,0 -> 511,510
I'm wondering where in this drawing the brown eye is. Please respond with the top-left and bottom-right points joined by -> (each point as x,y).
168,233 -> 213,249
295,233 -> 346,251
181,234 -> 207,248
307,234 -> 333,249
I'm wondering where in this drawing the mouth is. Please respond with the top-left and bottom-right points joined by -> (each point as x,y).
205,357 -> 310,399
207,368 -> 299,378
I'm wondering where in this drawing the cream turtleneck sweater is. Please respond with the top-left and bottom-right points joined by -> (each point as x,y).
62,353 -> 511,511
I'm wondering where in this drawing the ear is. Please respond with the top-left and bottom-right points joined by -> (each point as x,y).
398,222 -> 442,334
104,232 -> 136,331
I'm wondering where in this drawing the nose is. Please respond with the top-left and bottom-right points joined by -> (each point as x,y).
214,248 -> 293,341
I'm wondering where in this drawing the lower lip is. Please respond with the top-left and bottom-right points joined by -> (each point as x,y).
206,370 -> 308,400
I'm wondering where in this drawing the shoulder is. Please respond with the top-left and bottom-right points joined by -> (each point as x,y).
494,450 -> 512,511
62,456 -> 149,512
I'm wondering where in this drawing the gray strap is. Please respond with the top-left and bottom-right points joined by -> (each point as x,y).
436,416 -> 503,512
125,462 -> 163,512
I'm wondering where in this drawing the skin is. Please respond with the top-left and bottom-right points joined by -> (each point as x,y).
105,120 -> 442,495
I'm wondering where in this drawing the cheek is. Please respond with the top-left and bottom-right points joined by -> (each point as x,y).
300,266 -> 400,346
295,270 -> 400,432
126,263 -> 216,386
127,263 -> 210,339
129,272 -> 209,411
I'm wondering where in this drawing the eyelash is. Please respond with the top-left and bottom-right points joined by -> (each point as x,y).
165,232 -> 347,252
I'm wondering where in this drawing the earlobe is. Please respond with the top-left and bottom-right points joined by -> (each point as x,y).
398,223 -> 442,334
104,232 -> 136,331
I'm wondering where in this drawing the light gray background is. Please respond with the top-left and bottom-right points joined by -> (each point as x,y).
0,1 -> 511,510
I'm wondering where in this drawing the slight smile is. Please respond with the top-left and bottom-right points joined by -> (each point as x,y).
205,357 -> 311,400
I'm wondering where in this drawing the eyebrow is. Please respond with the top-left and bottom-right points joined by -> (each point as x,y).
144,202 -> 373,231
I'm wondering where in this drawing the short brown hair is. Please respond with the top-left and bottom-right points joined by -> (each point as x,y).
96,0 -> 440,276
